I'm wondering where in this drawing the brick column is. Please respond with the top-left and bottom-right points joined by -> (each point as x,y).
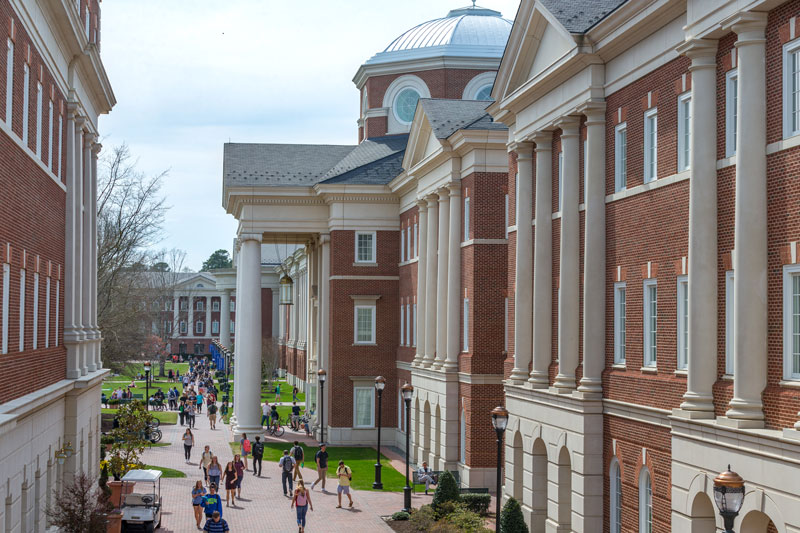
530,132 -> 553,387
433,187 -> 450,369
413,199 -> 428,366
423,195 -> 438,367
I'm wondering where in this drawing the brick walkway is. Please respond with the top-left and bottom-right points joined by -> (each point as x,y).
141,407 -> 432,532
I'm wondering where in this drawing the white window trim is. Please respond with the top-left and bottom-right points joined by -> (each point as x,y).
557,151 -> 563,211
406,303 -> 411,348
230,301 -> 235,312
35,82 -> 42,158
47,100 -> 53,169
503,297 -> 509,352
615,122 -> 627,192
463,297 -> 469,352
463,196 -> 471,242
32,272 -> 39,350
44,276 -> 50,348
354,304 -> 376,344
783,39 -> 800,139
459,407 -> 466,464
413,223 -> 418,258
399,304 -> 405,345
412,303 -> 417,347
400,228 -> 405,262
677,92 -> 691,172
353,386 -> 376,428
610,458 -> 622,533
22,63 -> 30,146
195,321 -> 203,334
725,69 -> 738,157
782,264 -> 800,379
355,231 -> 377,263
2,264 -> 8,354
57,115 -> 63,178
583,137 -> 588,199
54,280 -> 59,346
639,467 -> 653,533
725,270 -> 735,375
644,108 -> 658,183
614,282 -> 626,365
19,269 -> 25,351
643,279 -> 657,368
4,39 -> 12,124
676,275 -> 688,370
211,320 -> 219,334
230,320 -> 235,334
212,301 -> 220,311
407,225 -> 412,261
504,194 -> 509,238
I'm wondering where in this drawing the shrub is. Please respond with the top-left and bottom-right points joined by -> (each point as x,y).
432,471 -> 461,512
435,499 -> 460,520
107,398 -> 120,406
410,504 -> 436,531
444,503 -> 488,532
461,493 -> 491,516
429,522 -> 461,533
391,511 -> 410,521
100,435 -> 115,445
500,497 -> 529,533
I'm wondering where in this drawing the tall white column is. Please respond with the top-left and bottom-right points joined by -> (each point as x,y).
233,234 -> 263,436
445,180 -> 462,371
172,297 -> 179,339
188,303 -> 194,343
205,297 -> 211,338
578,107 -> 606,396
530,133 -> 553,387
63,107 -> 81,379
413,200 -> 428,366
231,250 -> 242,430
433,187 -> 450,369
81,132 -> 93,372
676,39 -> 719,417
510,142 -> 534,384
724,13 -> 768,428
423,195 -> 438,367
90,141 -> 102,369
75,119 -> 86,374
220,290 -> 231,348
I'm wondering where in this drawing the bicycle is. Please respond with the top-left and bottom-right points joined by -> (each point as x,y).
267,421 -> 285,437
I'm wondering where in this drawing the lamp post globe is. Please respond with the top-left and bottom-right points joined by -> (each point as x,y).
373,376 -> 386,489
318,369 -> 327,444
490,406 -> 509,524
714,465 -> 745,533
401,382 -> 414,512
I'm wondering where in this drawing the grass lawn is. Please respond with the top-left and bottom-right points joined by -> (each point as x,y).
142,465 -> 186,478
113,362 -> 189,379
101,408 -> 178,425
228,442 -> 406,491
225,377 -> 306,404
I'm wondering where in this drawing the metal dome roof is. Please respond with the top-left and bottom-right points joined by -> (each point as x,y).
364,5 -> 512,65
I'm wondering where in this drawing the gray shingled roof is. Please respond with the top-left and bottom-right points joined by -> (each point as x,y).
223,143 -> 356,187
539,0 -> 627,33
321,135 -> 409,181
419,99 -> 507,139
321,150 -> 406,185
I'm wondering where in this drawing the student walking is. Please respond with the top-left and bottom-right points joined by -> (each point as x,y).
201,485 -> 223,523
261,401 -> 270,427
233,454 -> 245,499
275,382 -> 281,402
335,460 -> 353,509
203,511 -> 229,533
279,449 -> 296,497
183,429 -> 195,463
200,446 -> 213,482
207,401 -> 218,430
291,480 -> 313,533
292,386 -> 299,403
192,481 -> 207,530
223,461 -> 238,507
187,402 -> 197,429
239,433 -> 250,469
310,444 -> 328,492
290,441 -> 304,481
207,456 -> 222,488
252,436 -> 264,476
179,401 -> 186,426
196,391 -> 204,414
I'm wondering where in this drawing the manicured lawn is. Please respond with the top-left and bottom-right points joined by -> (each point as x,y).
115,362 -> 189,379
225,377 -> 306,404
142,465 -> 186,478
228,442 -> 405,491
101,408 -> 178,425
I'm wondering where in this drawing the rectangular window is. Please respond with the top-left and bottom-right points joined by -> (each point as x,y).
22,63 -> 30,146
677,93 -> 691,171
782,265 -> 800,379
354,305 -> 376,344
784,40 -> 800,139
5,39 -> 12,124
164,320 -> 172,334
463,196 -> 470,241
180,320 -> 187,334
406,303 -> 411,348
463,298 -> 469,352
230,300 -> 235,312
44,277 -> 50,348
196,300 -> 204,311
399,304 -> 405,345
35,82 -> 42,157
400,228 -> 405,262
412,303 -> 417,346
355,231 -> 376,263
212,300 -> 219,311
54,280 -> 59,346
725,70 -> 738,157
644,108 -> 658,182
460,409 -> 466,464
195,321 -> 203,334
557,151 -> 563,211
643,280 -> 657,367
504,194 -> 509,238
614,282 -> 626,364
614,123 -> 627,192
413,223 -> 418,258
180,300 -> 188,311
408,222 -> 413,259
47,100 -> 53,169
32,273 -> 38,350
230,320 -> 235,334
2,264 -> 8,354
504,297 -> 509,352
19,269 -> 25,351
677,276 -> 688,370
57,115 -> 63,177
353,387 -> 375,428
212,320 -> 219,334
725,271 -> 734,375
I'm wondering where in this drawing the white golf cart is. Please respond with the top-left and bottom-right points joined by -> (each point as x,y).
120,469 -> 162,533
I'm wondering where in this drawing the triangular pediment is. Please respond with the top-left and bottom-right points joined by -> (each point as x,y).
402,107 -> 445,174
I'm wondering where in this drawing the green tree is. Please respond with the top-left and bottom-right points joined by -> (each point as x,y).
202,249 -> 233,271
499,497 -> 528,533
432,471 -> 461,512
149,261 -> 170,272
106,401 -> 150,480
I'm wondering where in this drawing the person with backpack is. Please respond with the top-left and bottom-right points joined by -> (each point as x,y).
335,460 -> 353,509
279,449 -> 295,497
290,441 -> 304,481
233,454 -> 245,500
291,480 -> 313,533
207,401 -> 218,430
199,445 -> 213,482
251,436 -> 265,476
310,443 -> 328,492
239,433 -> 250,469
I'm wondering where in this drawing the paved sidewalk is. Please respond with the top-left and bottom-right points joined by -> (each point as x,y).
141,408 -> 430,532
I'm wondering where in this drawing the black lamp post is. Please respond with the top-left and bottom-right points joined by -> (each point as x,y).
373,376 -> 386,489
143,361 -> 152,412
491,406 -> 509,527
318,369 -> 327,444
713,465 -> 745,533
401,382 -> 414,512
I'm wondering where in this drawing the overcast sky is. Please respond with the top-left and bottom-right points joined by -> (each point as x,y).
99,0 -> 520,271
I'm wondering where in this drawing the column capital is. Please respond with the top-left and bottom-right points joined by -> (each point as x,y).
83,131 -> 94,146
722,11 -> 767,43
508,140 -> 534,155
74,115 -> 87,130
237,233 -> 262,243
676,38 -> 719,64
91,142 -> 102,155
415,198 -> 428,211
437,186 -> 450,201
447,181 -> 462,197
425,193 -> 438,207
532,131 -> 553,150
319,233 -> 330,244
555,116 -> 581,137
578,102 -> 607,125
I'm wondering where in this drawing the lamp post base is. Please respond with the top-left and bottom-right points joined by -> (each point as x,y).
373,463 -> 383,490
403,485 -> 412,512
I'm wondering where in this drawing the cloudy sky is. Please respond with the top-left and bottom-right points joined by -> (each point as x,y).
99,0 -> 520,271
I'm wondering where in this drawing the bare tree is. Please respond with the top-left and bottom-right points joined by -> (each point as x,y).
262,337 -> 280,390
45,472 -> 110,533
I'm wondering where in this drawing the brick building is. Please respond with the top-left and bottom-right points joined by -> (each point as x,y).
0,0 -> 114,531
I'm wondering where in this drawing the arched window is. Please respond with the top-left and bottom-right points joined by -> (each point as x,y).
610,459 -> 622,533
475,85 -> 493,101
394,88 -> 421,124
639,468 -> 652,533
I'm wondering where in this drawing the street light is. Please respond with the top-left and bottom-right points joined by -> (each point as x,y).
143,361 -> 152,411
318,369 -> 327,444
54,448 -> 66,466
373,376 -> 386,489
401,382 -> 414,512
490,406 -> 509,525
713,465 -> 745,533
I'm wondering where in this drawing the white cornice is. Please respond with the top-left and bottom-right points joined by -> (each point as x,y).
353,56 -> 501,88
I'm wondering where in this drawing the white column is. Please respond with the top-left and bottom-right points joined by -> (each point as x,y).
510,142 -> 534,383
724,13 -> 768,428
75,119 -> 86,374
220,290 -> 231,348
63,107 -> 81,379
205,296 -> 211,338
233,234 -> 263,436
81,132 -> 93,372
231,250 -> 242,429
578,107 -> 606,396
444,181 -> 462,371
172,296 -> 179,339
423,195 -> 438,367
413,200 -> 428,366
90,142 -> 102,369
530,133 -> 553,387
188,302 -> 194,343
433,187 -> 450,369
677,39 -> 719,417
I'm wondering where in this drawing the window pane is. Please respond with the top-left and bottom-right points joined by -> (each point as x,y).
794,275 -> 800,375
650,285 -> 658,363
619,288 -> 626,362
620,129 -> 627,188
357,233 -> 374,262
355,388 -> 373,427
357,307 -> 373,343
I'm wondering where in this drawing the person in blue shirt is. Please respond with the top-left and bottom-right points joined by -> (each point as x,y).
203,511 -> 229,532
201,484 -> 223,521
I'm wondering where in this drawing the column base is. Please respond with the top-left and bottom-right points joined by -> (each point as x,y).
431,360 -> 444,370
782,428 -> 800,441
723,399 -> 765,428
508,367 -> 529,383
441,361 -> 458,372
577,377 -> 602,395
527,371 -> 549,389
233,425 -> 264,438
717,416 -> 764,430
672,407 -> 715,420
572,389 -> 602,400
552,374 -> 576,392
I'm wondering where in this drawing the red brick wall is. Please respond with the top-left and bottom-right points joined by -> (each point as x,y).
365,69 -> 498,113
460,383 -> 504,468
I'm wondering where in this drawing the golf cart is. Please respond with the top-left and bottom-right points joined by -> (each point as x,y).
120,469 -> 162,533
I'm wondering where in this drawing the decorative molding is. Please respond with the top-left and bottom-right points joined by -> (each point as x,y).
331,275 -> 399,281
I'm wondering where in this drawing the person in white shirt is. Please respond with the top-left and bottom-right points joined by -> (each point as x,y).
417,462 -> 437,494
261,401 -> 270,427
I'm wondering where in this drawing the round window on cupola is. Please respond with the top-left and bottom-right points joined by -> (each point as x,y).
475,84 -> 493,101
394,88 -> 421,124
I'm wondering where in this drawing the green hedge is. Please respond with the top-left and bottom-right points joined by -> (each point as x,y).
461,493 -> 491,516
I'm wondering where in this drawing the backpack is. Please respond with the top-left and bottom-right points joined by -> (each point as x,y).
252,442 -> 264,456
282,456 -> 294,472
292,446 -> 303,461
242,439 -> 251,453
